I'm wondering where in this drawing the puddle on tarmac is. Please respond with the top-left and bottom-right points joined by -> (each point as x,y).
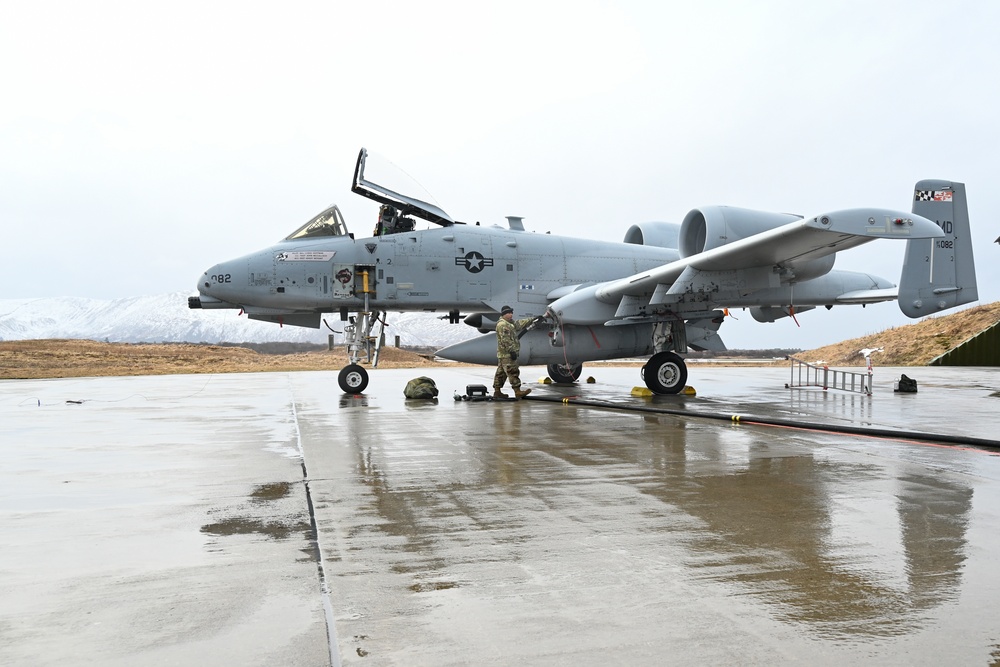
201,517 -> 313,540
201,481 -> 313,545
249,481 -> 292,502
408,581 -> 459,593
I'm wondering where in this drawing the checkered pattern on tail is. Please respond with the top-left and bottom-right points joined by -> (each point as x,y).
914,190 -> 952,202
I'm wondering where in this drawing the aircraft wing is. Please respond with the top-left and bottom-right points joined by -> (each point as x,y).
549,208 -> 944,325
351,148 -> 455,226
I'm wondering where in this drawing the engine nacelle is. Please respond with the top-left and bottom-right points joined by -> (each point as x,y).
680,206 -> 800,257
622,221 -> 681,248
680,206 -> 836,282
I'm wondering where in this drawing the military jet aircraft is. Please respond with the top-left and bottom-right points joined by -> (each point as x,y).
190,148 -> 978,394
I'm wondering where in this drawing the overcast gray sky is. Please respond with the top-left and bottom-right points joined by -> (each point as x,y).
2,0 -> 997,349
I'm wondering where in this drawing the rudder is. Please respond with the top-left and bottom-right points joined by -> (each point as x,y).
898,180 -> 978,318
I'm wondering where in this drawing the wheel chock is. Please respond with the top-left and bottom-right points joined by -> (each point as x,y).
539,377 -> 552,384
586,376 -> 596,384
630,386 -> 697,397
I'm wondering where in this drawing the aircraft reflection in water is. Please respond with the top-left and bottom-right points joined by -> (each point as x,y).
666,456 -> 971,636
191,149 -> 978,395
333,404 -> 973,639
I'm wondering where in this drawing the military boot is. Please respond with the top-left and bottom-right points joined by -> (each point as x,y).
514,387 -> 532,399
493,390 -> 509,399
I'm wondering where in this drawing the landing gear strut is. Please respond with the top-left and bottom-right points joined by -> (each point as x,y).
337,266 -> 385,394
337,307 -> 385,393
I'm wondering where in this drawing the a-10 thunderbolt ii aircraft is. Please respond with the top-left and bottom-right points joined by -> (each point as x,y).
190,148 -> 978,394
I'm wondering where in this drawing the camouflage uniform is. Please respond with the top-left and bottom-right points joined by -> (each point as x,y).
494,316 -> 534,393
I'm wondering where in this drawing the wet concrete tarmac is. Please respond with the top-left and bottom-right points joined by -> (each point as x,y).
2,364 -> 1000,665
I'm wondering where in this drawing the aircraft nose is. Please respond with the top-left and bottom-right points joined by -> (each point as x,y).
189,261 -> 243,310
197,264 -> 218,294
197,261 -> 242,300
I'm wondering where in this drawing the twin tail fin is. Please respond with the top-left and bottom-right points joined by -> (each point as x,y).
898,180 -> 978,318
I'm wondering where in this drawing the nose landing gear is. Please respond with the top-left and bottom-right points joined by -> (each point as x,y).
337,307 -> 385,393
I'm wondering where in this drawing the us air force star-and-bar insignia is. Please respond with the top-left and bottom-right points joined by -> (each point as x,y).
456,251 -> 494,273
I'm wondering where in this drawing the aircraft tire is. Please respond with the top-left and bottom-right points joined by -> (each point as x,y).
641,352 -> 687,394
338,364 -> 369,394
547,362 -> 583,384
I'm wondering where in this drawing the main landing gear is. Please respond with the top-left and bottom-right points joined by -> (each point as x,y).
639,319 -> 689,394
540,317 -> 690,394
641,351 -> 688,394
546,362 -> 583,385
545,355 -> 688,393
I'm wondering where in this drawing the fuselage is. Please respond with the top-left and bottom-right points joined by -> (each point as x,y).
198,218 -> 897,319
195,216 -> 896,366
197,223 -> 682,317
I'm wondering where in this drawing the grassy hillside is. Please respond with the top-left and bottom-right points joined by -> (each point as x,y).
798,301 -> 1000,366
0,340 -> 443,380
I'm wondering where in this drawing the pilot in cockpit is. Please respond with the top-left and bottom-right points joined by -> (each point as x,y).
373,205 -> 396,236
373,205 -> 415,236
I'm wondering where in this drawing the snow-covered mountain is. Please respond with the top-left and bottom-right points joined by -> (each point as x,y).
0,293 -> 479,347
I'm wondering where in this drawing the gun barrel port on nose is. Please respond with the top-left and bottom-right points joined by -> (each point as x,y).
188,294 -> 235,309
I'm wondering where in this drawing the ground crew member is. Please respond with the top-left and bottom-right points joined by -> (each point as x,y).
494,305 -> 538,399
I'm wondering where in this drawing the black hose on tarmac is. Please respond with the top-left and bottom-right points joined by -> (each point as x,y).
525,394 -> 1000,450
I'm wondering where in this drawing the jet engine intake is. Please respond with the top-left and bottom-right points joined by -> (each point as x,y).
679,206 -> 802,257
622,222 -> 681,248
677,206 -> 835,283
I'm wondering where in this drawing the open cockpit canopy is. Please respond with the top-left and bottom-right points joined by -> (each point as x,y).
284,204 -> 349,240
352,148 -> 454,226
